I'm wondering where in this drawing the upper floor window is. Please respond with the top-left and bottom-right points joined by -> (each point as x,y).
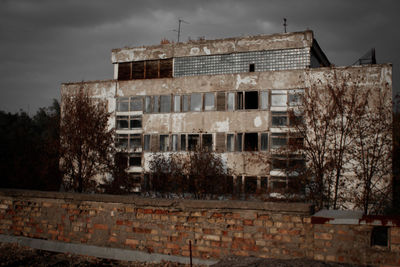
190,93 -> 202,112
117,97 -> 143,112
271,90 -> 287,107
204,93 -> 215,111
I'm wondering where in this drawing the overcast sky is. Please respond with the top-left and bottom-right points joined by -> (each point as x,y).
0,0 -> 399,114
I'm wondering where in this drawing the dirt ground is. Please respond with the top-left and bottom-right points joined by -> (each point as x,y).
0,243 -> 366,267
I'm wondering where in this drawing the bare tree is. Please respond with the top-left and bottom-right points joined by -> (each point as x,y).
60,85 -> 114,192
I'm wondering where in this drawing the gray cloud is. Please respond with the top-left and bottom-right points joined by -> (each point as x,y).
0,0 -> 399,113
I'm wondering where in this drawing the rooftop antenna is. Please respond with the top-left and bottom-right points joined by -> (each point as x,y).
174,18 -> 189,43
283,18 -> 287,33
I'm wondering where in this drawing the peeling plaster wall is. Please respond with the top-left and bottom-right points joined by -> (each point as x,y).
111,31 -> 314,63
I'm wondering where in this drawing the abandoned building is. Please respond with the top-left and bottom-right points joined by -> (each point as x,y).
61,30 -> 392,194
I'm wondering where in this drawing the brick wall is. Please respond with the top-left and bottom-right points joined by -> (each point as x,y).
0,189 -> 399,266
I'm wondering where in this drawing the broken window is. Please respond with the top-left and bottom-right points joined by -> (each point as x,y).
236,133 -> 243,152
129,153 -> 141,167
271,133 -> 287,149
180,134 -> 187,151
288,89 -> 304,106
129,134 -> 141,151
143,134 -> 150,151
171,134 -> 178,151
204,93 -> 215,111
144,96 -> 152,113
174,95 -> 181,112
153,95 -> 160,113
130,97 -> 143,111
249,63 -> 255,72
130,116 -> 142,128
117,97 -> 129,112
245,91 -> 258,109
190,93 -> 202,111
271,90 -> 287,107
260,91 -> 269,110
182,95 -> 190,112
227,134 -> 235,152
236,92 -> 243,110
159,135 -> 169,151
160,95 -> 171,113
188,134 -> 200,151
272,112 -> 288,127
116,134 -> 129,149
244,132 -> 258,151
202,134 -> 213,151
245,176 -> 257,194
227,92 -> 235,111
116,116 -> 129,129
260,133 -> 268,151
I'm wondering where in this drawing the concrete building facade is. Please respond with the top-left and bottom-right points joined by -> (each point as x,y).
61,30 -> 392,194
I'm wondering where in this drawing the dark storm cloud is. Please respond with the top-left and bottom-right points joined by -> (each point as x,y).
0,0 -> 399,113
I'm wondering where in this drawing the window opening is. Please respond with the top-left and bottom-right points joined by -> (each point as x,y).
190,93 -> 202,111
132,61 -> 144,79
174,95 -> 181,112
244,133 -> 258,151
288,89 -> 304,106
160,95 -> 171,113
116,134 -> 129,149
227,134 -> 235,152
143,135 -> 150,151
261,177 -> 268,192
245,176 -> 257,194
261,133 -> 268,151
236,133 -> 243,152
153,96 -> 160,113
117,97 -> 129,112
249,63 -> 255,72
237,92 -> 243,110
180,134 -> 187,151
204,93 -> 215,111
245,91 -> 258,109
130,116 -> 142,128
145,60 -> 158,79
129,153 -> 142,167
371,226 -> 388,247
183,95 -> 190,112
116,116 -> 129,129
159,135 -> 169,151
271,90 -> 287,107
260,91 -> 269,110
171,134 -> 178,151
118,63 -> 131,80
130,97 -> 143,111
188,134 -> 200,151
272,112 -> 288,127
227,92 -> 235,111
129,134 -> 141,150
144,96 -> 152,113
202,134 -> 213,151
216,92 -> 226,111
271,133 -> 287,149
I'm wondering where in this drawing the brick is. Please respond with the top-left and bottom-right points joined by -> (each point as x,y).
326,255 -> 336,262
0,204 -> 8,209
125,238 -> 139,245
314,232 -> 332,240
243,219 -> 254,226
314,254 -> 325,261
108,237 -> 117,242
204,234 -> 220,241
166,243 -> 180,249
93,224 -> 108,230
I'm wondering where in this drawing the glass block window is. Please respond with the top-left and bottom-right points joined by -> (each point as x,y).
174,48 -> 310,77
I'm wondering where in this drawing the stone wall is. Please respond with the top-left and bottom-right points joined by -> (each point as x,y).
0,189 -> 399,266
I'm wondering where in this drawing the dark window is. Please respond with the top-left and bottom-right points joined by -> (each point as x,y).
129,153 -> 141,167
272,158 -> 287,170
244,133 -> 258,151
116,116 -> 129,129
130,134 -> 141,150
245,91 -> 258,109
118,63 -> 131,80
116,134 -> 128,149
216,132 -> 225,152
202,134 -> 213,151
245,176 -> 257,194
160,135 -> 169,151
261,177 -> 268,192
159,59 -> 173,78
143,135 -> 150,151
371,226 -> 388,247
236,133 -> 243,152
237,92 -> 243,110
115,152 -> 128,169
261,133 -> 268,151
180,134 -> 187,151
227,134 -> 235,152
146,60 -> 159,79
130,116 -> 142,128
249,63 -> 255,72
272,112 -> 288,127
188,134 -> 200,151
216,92 -> 226,111
132,61 -> 144,79
271,133 -> 287,149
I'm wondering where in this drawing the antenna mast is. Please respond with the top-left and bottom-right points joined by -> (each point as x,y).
176,18 -> 189,43
283,18 -> 287,33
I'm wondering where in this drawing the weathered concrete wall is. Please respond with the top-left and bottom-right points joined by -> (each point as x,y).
111,31 -> 314,63
0,190 -> 399,266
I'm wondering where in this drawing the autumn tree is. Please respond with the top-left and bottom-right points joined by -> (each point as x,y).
60,85 -> 114,192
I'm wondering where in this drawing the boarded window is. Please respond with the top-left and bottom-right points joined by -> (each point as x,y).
202,134 -> 213,151
204,93 -> 215,111
160,95 -> 171,113
174,95 -> 181,112
159,59 -> 173,78
245,91 -> 258,109
143,135 -> 150,151
227,92 -> 235,111
144,96 -> 152,113
130,97 -> 143,111
160,135 -> 169,151
188,134 -> 200,151
171,134 -> 178,151
118,63 -> 131,80
244,132 -> 258,151
237,92 -> 243,110
216,92 -> 226,111
183,95 -> 190,112
129,153 -> 141,167
216,132 -> 225,152
260,91 -> 269,110
261,133 -> 268,151
227,134 -> 235,152
236,133 -> 243,152
271,90 -> 287,107
190,93 -> 202,111
180,134 -> 187,151
132,61 -> 144,79
272,112 -> 288,127
146,60 -> 159,79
